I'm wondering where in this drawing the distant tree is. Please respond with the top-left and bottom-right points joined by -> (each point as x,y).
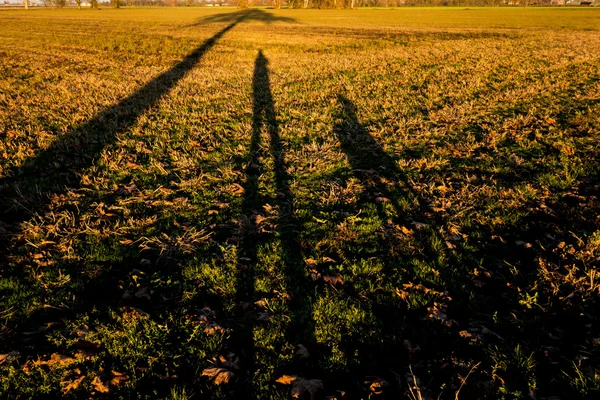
75,0 -> 82,8
24,0 -> 28,9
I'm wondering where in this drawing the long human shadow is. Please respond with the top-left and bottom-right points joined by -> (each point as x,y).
332,95 -> 600,397
233,50 -> 314,393
186,9 -> 297,28
330,95 -> 470,391
0,16 -> 244,261
334,95 -> 445,253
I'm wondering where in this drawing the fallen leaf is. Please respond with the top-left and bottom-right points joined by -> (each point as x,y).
395,288 -> 409,301
254,214 -> 268,225
323,275 -> 344,286
292,378 -> 324,399
0,351 -> 19,365
397,225 -> 414,235
202,367 -> 233,385
257,312 -> 272,322
62,374 -> 85,393
230,183 -> 245,195
368,378 -> 389,394
110,371 -> 130,386
33,353 -> 77,368
204,324 -> 225,335
73,340 -> 101,353
276,375 -> 298,384
91,375 -> 110,393
277,375 -> 323,398
134,287 -> 151,299
74,325 -> 90,337
295,344 -> 310,359
254,299 -> 268,308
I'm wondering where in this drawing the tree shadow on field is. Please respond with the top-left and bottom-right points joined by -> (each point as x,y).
0,16 -> 243,256
232,49 -> 315,395
186,9 -> 297,28
0,13 -> 244,362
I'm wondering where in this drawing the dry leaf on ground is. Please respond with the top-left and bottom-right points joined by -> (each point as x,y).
276,375 -> 324,399
276,375 -> 298,385
91,375 -> 110,393
61,374 -> 85,394
295,344 -> 310,359
33,353 -> 77,368
202,367 -> 234,385
323,275 -> 344,286
110,371 -> 130,386
0,351 -> 18,365
202,353 -> 239,385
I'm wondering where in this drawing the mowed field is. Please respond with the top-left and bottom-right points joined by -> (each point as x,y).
1,6 -> 600,399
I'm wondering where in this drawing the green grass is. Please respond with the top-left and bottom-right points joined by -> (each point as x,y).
1,7 -> 600,399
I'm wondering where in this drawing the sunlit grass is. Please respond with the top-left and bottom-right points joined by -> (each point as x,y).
1,7 -> 599,399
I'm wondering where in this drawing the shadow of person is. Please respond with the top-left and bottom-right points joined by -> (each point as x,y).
187,9 -> 297,27
0,16 -> 245,260
334,94 -> 443,240
232,49 -> 315,394
329,94 -> 470,390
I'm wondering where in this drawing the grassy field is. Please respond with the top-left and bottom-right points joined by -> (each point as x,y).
1,6 -> 600,399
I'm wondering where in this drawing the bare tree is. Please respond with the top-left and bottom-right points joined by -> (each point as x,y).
24,0 -> 28,9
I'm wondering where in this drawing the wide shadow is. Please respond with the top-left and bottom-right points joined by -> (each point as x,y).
332,94 -> 600,398
187,9 -> 297,27
0,16 -> 244,260
232,50 -> 315,393
0,14 -> 245,375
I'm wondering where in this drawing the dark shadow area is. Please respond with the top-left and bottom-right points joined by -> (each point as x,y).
232,49 -> 315,393
330,94 -> 600,398
0,15 -> 245,390
0,16 -> 244,260
186,9 -> 297,28
329,95 -> 466,396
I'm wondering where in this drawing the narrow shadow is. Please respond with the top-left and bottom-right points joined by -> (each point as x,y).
0,16 -> 244,260
233,50 -> 315,393
331,94 -> 467,394
335,94 -> 439,232
255,51 -> 315,352
187,9 -> 297,27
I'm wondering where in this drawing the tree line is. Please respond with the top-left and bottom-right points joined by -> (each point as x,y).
25,0 -> 593,11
